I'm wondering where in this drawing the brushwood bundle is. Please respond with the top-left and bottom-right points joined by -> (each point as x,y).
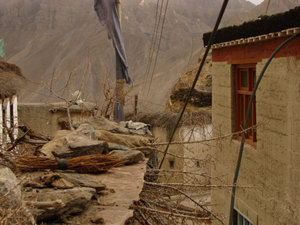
16,154 -> 125,174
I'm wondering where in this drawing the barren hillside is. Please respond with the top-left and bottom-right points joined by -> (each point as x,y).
0,0 -> 256,112
222,0 -> 300,26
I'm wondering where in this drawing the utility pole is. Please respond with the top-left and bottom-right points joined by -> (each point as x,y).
114,0 -> 125,122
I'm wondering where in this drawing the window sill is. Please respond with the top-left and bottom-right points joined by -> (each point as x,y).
235,136 -> 257,148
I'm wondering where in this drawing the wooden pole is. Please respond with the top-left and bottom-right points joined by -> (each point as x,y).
115,0 -> 125,121
134,94 -> 138,118
116,0 -> 121,24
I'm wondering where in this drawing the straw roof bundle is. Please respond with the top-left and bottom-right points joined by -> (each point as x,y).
127,111 -> 211,131
16,154 -> 125,174
0,61 -> 26,97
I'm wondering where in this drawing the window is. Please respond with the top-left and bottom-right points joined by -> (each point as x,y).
235,64 -> 257,143
169,160 -> 175,168
233,209 -> 253,225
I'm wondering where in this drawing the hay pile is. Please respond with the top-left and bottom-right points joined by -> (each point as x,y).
127,111 -> 211,131
0,61 -> 26,97
165,53 -> 212,113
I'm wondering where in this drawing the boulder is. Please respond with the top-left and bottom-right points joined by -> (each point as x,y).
109,150 -> 145,165
24,187 -> 95,222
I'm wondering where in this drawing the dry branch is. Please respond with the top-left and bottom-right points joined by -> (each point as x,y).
144,182 -> 224,224
148,124 -> 259,146
145,181 -> 254,189
19,125 -> 51,141
134,206 -> 211,221
25,200 -> 65,209
16,154 -> 125,174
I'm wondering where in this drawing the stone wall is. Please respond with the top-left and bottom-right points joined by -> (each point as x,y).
211,56 -> 300,225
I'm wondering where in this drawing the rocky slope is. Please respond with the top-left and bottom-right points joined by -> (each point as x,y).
222,0 -> 299,26
0,0 -> 257,112
166,0 -> 299,113
166,53 -> 212,113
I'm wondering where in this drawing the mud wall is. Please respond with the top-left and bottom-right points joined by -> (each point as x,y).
211,55 -> 300,225
18,102 -> 96,137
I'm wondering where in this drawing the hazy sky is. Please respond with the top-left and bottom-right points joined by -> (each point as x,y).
246,0 -> 264,5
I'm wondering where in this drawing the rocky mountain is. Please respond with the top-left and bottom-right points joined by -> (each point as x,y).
0,0 -> 257,112
222,0 -> 300,26
165,0 -> 300,113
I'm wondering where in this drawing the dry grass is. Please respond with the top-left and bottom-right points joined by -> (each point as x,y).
126,111 -> 211,132
0,180 -> 35,225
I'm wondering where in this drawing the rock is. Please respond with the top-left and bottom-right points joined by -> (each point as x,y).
52,136 -> 108,158
40,130 -> 71,158
52,178 -> 75,189
109,150 -> 144,165
58,173 -> 106,193
0,165 -> 35,225
40,124 -> 108,158
73,116 -> 130,134
40,172 -> 75,189
24,187 -> 96,222
0,165 -> 21,208
108,145 -> 131,152
73,123 -> 98,140
91,214 -> 105,224
96,130 -> 150,148
22,172 -> 106,192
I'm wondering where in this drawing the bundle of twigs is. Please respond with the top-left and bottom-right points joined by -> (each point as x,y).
16,154 -> 125,174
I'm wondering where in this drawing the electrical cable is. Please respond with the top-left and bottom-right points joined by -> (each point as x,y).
141,0 -> 164,102
143,0 -> 162,82
159,0 -> 229,169
228,33 -> 300,225
265,0 -> 271,15
145,0 -> 170,98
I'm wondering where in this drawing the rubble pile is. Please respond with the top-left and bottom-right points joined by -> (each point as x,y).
0,117 -> 153,225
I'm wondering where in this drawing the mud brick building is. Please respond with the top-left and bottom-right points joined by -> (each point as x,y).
203,7 -> 300,225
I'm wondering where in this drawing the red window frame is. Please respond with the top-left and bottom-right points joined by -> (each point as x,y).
235,64 -> 257,144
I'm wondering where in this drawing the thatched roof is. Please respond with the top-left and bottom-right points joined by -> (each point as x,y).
0,61 -> 26,97
127,110 -> 211,131
203,7 -> 300,46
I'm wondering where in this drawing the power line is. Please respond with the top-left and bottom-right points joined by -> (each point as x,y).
145,0 -> 170,99
158,0 -> 229,169
265,0 -> 271,15
141,0 -> 165,102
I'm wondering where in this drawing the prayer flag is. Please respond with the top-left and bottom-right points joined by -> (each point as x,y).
0,39 -> 5,58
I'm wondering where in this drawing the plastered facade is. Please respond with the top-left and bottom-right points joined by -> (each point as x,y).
211,40 -> 300,225
152,124 -> 211,184
18,102 -> 96,137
